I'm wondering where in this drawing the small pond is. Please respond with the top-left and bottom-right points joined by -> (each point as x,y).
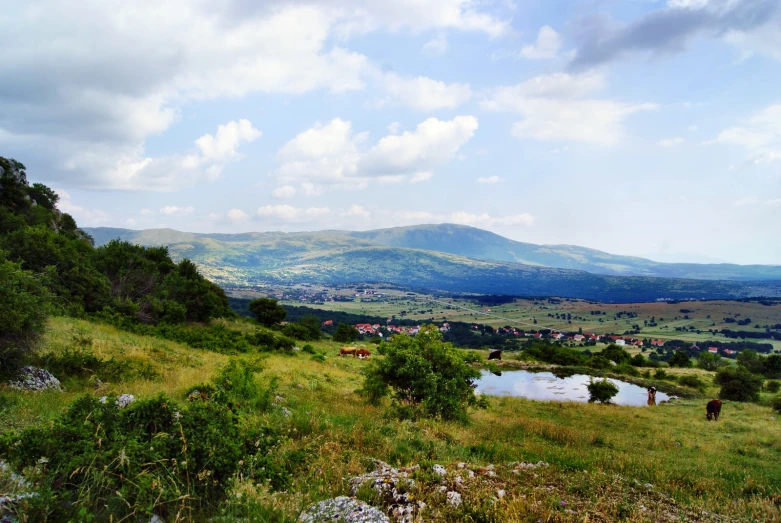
475,370 -> 669,406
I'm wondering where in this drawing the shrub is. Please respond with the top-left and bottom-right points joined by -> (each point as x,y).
0,255 -> 51,378
715,367 -> 763,402
630,354 -> 645,367
598,344 -> 631,364
766,380 -> 781,393
697,352 -> 724,371
363,325 -> 481,422
772,395 -> 781,414
462,351 -> 482,364
678,375 -> 706,391
332,323 -> 359,343
587,379 -> 619,403
654,369 -> 672,380
669,351 -> 693,368
613,363 -> 640,376
588,355 -> 612,369
189,359 -> 277,413
0,394 -> 242,521
248,298 -> 286,327
302,344 -> 315,354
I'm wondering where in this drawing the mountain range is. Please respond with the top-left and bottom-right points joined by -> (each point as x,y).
83,224 -> 781,302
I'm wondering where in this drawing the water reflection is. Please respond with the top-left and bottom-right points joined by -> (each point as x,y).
475,370 -> 669,406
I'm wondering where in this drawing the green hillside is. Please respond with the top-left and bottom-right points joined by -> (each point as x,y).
83,227 -> 781,302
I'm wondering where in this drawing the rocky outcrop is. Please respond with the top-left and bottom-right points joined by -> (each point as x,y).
9,367 -> 61,392
298,496 -> 389,523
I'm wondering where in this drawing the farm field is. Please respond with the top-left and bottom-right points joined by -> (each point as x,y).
239,285 -> 781,353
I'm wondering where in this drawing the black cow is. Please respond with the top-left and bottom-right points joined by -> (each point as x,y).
706,399 -> 723,421
488,350 -> 502,361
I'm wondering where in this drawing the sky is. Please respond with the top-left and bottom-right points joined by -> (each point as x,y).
2,0 -> 780,265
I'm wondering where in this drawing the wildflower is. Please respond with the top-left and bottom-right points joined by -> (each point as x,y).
560,501 -> 566,507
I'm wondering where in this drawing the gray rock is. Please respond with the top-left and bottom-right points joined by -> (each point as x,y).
349,460 -> 422,523
432,464 -> 447,477
298,496 -> 389,523
9,367 -> 61,392
446,491 -> 462,507
99,394 -> 135,408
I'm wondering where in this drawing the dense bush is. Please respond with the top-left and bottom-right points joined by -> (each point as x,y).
630,354 -> 646,367
772,395 -> 781,414
0,394 -> 242,521
587,379 -> 619,403
248,297 -> 287,327
678,375 -> 706,391
363,325 -> 481,422
0,254 -> 51,377
281,316 -> 322,341
697,352 -> 725,371
333,322 -> 359,343
715,367 -> 763,402
669,351 -> 693,368
598,344 -> 631,364
766,380 -> 781,393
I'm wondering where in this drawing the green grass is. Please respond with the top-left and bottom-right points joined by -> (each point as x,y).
2,316 -> 780,521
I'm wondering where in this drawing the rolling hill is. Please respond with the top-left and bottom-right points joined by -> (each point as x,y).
83,225 -> 781,302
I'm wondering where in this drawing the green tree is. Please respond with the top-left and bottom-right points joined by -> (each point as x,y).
736,349 -> 763,374
248,298 -> 287,327
761,354 -> 781,379
363,325 -> 481,422
630,354 -> 645,367
668,351 -> 692,368
0,254 -> 51,377
714,367 -> 763,402
697,351 -> 724,371
587,379 -> 619,404
332,323 -> 359,343
598,344 -> 631,364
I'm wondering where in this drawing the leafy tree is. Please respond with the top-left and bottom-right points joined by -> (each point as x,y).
333,323 -> 359,343
630,354 -> 646,367
598,344 -> 631,364
248,298 -> 287,327
363,325 -> 481,422
697,352 -> 724,371
587,379 -> 619,403
668,351 -> 693,368
761,354 -> 781,379
715,367 -> 763,402
765,380 -> 780,394
772,395 -> 781,414
0,254 -> 51,377
736,349 -> 763,374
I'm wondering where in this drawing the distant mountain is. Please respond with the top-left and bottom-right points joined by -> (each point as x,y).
83,226 -> 781,302
349,224 -> 781,281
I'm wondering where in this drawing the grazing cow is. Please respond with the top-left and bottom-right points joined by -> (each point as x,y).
488,350 -> 502,361
647,386 -> 657,406
356,349 -> 371,359
706,399 -> 723,421
339,347 -> 357,357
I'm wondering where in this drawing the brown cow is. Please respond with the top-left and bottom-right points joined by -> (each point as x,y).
488,350 -> 502,361
339,347 -> 357,357
356,349 -> 371,359
647,386 -> 657,406
706,399 -> 723,421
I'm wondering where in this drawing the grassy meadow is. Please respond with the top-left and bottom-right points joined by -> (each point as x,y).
2,316 -> 781,522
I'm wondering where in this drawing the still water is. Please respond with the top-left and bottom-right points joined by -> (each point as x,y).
475,370 -> 669,406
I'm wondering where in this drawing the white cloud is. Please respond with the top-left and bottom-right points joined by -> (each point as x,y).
272,185 -> 297,199
387,122 -> 402,134
667,0 -> 709,8
195,120 -> 262,162
421,33 -> 448,56
658,137 -> 685,147
476,176 -> 502,183
256,205 -> 332,223
709,104 -> 781,165
383,74 -> 472,111
160,205 -> 194,216
274,115 -> 478,188
520,26 -> 562,60
732,197 -> 757,207
0,1 -> 509,187
139,208 -> 155,216
343,204 -> 371,218
482,72 -> 656,145
56,119 -> 261,191
766,199 -> 781,207
54,189 -> 109,225
410,172 -> 434,183
689,125 -> 699,132
450,211 -> 535,227
226,209 -> 249,222
125,218 -> 137,227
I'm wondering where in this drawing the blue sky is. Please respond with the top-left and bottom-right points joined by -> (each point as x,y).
2,0 -> 780,264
